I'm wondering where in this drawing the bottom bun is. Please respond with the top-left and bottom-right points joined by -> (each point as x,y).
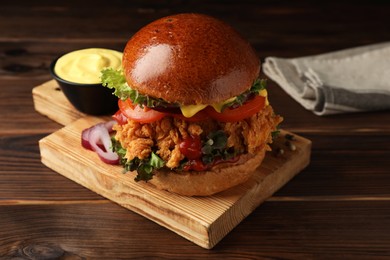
149,145 -> 268,196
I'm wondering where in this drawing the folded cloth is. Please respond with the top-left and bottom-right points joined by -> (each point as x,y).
263,42 -> 390,115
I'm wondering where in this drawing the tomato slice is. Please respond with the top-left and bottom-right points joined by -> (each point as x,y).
118,99 -> 167,124
205,95 -> 266,122
112,109 -> 128,125
117,95 -> 265,124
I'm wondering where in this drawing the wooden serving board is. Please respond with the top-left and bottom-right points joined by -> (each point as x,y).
32,80 -> 87,125
34,80 -> 311,249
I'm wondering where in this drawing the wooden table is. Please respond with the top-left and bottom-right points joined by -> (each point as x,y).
1,0 -> 390,258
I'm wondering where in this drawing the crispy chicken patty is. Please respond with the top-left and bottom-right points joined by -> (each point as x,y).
113,105 -> 282,169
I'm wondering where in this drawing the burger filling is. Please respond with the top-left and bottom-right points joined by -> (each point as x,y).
101,68 -> 282,181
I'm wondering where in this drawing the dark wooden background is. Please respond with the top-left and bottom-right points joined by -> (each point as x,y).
1,0 -> 390,259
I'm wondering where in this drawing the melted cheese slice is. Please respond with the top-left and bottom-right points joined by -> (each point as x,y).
180,104 -> 208,118
211,97 -> 236,113
259,89 -> 269,106
179,91 -> 269,118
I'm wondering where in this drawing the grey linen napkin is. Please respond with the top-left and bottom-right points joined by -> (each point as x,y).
263,42 -> 390,115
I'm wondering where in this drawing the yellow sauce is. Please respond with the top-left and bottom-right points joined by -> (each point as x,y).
211,97 -> 236,113
180,90 -> 269,118
180,104 -> 208,118
54,48 -> 122,84
259,89 -> 269,106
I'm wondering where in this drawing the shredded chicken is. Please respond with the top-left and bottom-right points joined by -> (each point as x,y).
224,105 -> 281,154
113,105 -> 282,169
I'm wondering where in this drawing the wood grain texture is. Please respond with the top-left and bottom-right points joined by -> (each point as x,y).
1,201 -> 390,259
1,0 -> 390,258
38,115 -> 310,249
32,80 -> 86,125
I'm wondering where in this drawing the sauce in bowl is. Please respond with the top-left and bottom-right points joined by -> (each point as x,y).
54,48 -> 122,84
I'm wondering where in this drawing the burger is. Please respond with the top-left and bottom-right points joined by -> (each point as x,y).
101,13 -> 282,196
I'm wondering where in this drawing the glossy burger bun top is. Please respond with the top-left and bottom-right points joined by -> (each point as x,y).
122,13 -> 260,105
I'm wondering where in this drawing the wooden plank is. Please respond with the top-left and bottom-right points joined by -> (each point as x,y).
32,80 -> 86,125
2,199 -> 389,258
38,116 -> 311,249
1,200 -> 390,258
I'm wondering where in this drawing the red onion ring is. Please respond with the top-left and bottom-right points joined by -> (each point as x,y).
81,120 -> 119,165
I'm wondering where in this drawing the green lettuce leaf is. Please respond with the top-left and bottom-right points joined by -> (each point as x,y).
101,68 -> 177,108
200,130 -> 236,165
221,78 -> 267,111
101,68 -> 134,100
250,78 -> 267,93
111,137 -> 165,182
150,152 -> 165,169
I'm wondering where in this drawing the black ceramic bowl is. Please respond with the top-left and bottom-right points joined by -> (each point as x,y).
50,57 -> 118,115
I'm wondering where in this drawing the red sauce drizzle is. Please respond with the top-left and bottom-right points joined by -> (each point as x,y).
179,135 -> 202,160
